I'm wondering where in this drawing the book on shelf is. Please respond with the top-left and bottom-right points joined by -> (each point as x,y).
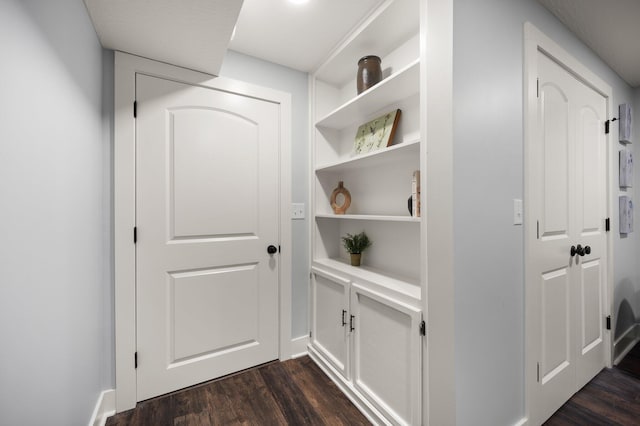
412,170 -> 420,217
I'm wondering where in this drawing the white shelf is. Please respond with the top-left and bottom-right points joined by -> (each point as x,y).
313,257 -> 421,302
315,138 -> 419,173
315,59 -> 419,130
314,0 -> 419,87
316,214 -> 420,223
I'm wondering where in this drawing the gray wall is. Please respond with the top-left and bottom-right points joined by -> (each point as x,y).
636,87 -> 640,319
621,87 -> 640,328
453,0 -> 636,424
220,51 -> 310,338
614,89 -> 640,338
0,1 -> 112,425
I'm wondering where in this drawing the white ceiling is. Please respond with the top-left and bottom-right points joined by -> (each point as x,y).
82,0 -> 640,88
84,0 -> 242,75
228,0 -> 382,73
539,0 -> 640,88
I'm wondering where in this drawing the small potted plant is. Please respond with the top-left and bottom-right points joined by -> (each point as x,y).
341,231 -> 372,266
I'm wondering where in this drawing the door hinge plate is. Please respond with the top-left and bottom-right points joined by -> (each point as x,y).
537,362 -> 540,382
606,315 -> 611,330
419,320 -> 426,336
536,78 -> 539,98
605,218 -> 610,232
134,352 -> 138,369
133,101 -> 137,118
133,226 -> 137,244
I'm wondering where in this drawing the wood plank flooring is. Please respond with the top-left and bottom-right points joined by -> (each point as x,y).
107,343 -> 640,425
106,356 -> 370,426
544,342 -> 640,425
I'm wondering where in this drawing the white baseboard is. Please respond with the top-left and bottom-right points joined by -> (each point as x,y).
89,389 -> 116,426
614,323 -> 640,365
513,417 -> 528,426
290,335 -> 309,358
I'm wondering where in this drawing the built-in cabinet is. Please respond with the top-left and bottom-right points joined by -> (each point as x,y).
308,0 -> 424,424
311,266 -> 422,425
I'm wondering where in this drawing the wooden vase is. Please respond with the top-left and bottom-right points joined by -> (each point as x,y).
330,181 -> 351,214
350,253 -> 362,266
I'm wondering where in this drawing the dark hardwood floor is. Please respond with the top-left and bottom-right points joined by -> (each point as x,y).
106,356 -> 370,426
544,342 -> 640,425
107,343 -> 640,425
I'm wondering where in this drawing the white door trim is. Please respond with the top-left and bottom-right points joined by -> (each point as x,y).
524,22 -> 614,423
113,52 -> 292,412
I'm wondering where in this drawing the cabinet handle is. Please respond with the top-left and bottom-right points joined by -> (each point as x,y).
341,310 -> 347,326
350,315 -> 355,332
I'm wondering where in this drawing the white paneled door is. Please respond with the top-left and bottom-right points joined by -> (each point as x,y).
529,51 -> 607,423
135,74 -> 280,401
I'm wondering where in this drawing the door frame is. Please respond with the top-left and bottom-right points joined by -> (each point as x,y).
524,23 -> 614,424
113,52 -> 292,412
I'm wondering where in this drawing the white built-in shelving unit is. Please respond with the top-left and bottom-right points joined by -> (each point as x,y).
308,0 -> 425,424
312,0 -> 422,286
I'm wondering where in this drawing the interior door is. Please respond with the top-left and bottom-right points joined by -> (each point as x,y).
135,74 -> 280,401
529,51 -> 607,423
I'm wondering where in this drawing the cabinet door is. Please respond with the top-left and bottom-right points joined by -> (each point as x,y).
350,283 -> 422,426
311,268 -> 350,378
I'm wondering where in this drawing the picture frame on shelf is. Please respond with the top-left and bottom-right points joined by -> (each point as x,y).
353,109 -> 401,155
619,149 -> 633,188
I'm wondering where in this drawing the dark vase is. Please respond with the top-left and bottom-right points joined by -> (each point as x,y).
356,55 -> 382,95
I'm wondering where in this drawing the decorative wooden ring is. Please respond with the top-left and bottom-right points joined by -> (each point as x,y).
330,181 -> 351,215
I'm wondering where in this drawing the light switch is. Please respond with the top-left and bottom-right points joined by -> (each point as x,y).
513,199 -> 523,225
292,203 -> 305,219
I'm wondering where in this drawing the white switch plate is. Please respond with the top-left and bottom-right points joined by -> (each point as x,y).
292,203 -> 305,219
513,199 -> 523,225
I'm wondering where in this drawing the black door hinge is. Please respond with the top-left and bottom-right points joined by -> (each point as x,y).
134,352 -> 138,369
537,362 -> 540,382
133,101 -> 137,118
133,227 -> 137,244
605,218 -> 610,232
419,320 -> 426,336
606,315 -> 611,330
536,78 -> 539,98
279,245 -> 281,253
605,117 -> 617,135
